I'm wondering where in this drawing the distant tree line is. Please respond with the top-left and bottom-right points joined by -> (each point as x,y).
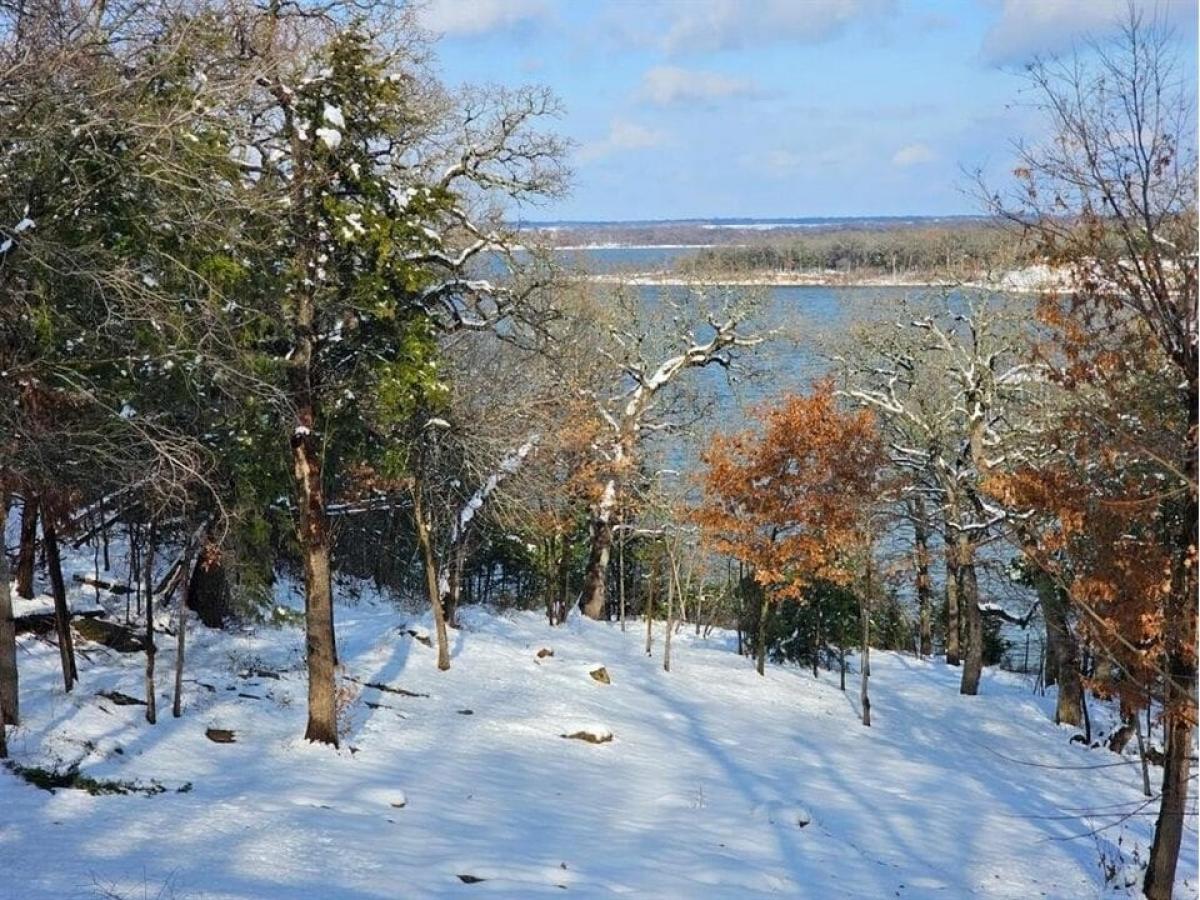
678,223 -> 1032,279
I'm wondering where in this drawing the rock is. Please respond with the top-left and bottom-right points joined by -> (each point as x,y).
405,629 -> 433,647
457,709 -> 474,715
205,728 -> 236,744
536,647 -> 554,659
457,874 -> 486,884
589,666 -> 610,685
390,792 -> 407,809
561,728 -> 613,744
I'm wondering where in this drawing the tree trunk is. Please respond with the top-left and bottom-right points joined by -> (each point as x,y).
580,492 -> 613,620
144,524 -> 157,724
172,539 -> 194,719
446,543 -> 465,630
291,425 -> 338,747
958,535 -> 983,696
15,495 -> 37,600
1042,603 -> 1059,689
617,524 -> 627,633
755,594 -> 769,676
663,547 -> 674,673
1144,463 -> 1198,900
555,531 -> 570,626
0,500 -> 19,731
860,596 -> 871,727
186,538 -> 230,629
864,607 -> 873,724
943,527 -> 960,666
812,599 -> 821,679
1145,715 -> 1193,900
644,559 -> 655,656
412,487 -> 451,671
912,497 -> 933,657
42,503 -> 77,692
1035,571 -> 1082,726
1135,713 -> 1152,798
543,538 -> 556,626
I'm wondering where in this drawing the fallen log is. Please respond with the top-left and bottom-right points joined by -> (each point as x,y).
72,575 -> 133,596
72,618 -> 144,653
15,609 -> 104,636
344,674 -> 429,697
97,690 -> 145,706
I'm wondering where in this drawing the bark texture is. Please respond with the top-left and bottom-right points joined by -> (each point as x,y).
0,501 -> 19,729
912,497 -> 933,657
143,526 -> 157,724
1035,570 -> 1082,726
958,535 -> 983,696
186,541 -> 231,629
15,496 -> 37,599
580,498 -> 613,620
292,426 -> 338,747
943,528 -> 960,666
42,503 -> 77,692
412,487 -> 451,672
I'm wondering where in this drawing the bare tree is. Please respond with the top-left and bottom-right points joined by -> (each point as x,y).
838,293 -> 1051,695
579,285 -> 764,620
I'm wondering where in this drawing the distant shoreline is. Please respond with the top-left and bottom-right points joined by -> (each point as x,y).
575,268 -> 1057,293
582,271 -> 952,288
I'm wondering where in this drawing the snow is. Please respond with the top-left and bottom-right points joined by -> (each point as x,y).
322,103 -> 345,129
450,437 -> 538,544
1,538 -> 1195,899
315,127 -> 341,150
971,264 -> 1069,294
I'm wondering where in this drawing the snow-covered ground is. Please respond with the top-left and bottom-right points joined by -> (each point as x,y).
2,570 -> 1195,899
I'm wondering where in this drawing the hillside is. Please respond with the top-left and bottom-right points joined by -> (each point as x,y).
2,574 -> 1193,899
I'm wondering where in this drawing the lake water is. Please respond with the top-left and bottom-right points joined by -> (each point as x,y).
562,247 -> 937,420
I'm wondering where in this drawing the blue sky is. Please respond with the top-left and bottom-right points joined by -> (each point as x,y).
420,0 -> 1198,221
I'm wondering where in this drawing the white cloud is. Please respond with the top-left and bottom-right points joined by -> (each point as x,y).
743,146 -> 858,179
638,66 -> 758,107
979,0 -> 1194,65
892,143 -> 936,167
654,0 -> 895,54
419,0 -> 551,38
578,120 -> 667,163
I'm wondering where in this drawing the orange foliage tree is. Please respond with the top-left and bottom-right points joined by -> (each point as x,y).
981,12 -> 1196,894
695,382 -> 885,671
